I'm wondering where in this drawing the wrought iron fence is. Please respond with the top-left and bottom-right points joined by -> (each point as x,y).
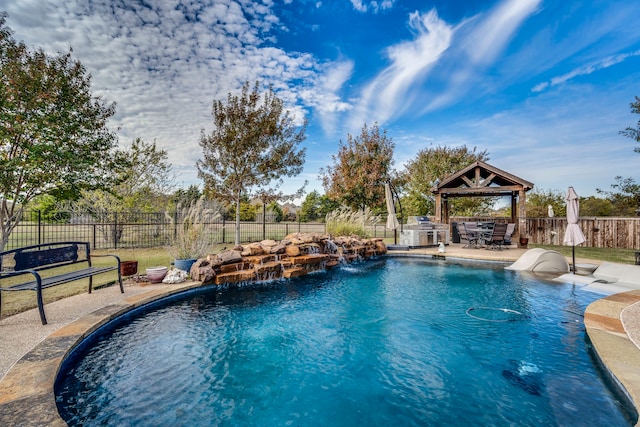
3,211 -> 314,250
4,210 -> 401,251
8,211 -> 639,251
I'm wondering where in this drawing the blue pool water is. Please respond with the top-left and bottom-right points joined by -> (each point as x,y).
55,258 -> 633,426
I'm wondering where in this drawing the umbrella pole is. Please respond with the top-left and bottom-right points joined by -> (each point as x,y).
572,246 -> 576,274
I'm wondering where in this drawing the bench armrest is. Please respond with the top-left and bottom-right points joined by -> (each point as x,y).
90,254 -> 122,264
0,269 -> 44,288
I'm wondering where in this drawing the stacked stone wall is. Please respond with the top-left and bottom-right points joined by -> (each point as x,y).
190,233 -> 387,286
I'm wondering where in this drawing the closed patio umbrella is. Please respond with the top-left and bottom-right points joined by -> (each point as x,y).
563,187 -> 586,274
385,182 -> 399,243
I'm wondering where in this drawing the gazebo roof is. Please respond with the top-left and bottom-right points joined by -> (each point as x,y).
431,161 -> 534,197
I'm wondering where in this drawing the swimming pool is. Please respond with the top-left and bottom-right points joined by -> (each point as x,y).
55,257 -> 633,426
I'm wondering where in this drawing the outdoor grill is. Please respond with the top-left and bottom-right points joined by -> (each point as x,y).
400,216 -> 450,248
405,216 -> 434,229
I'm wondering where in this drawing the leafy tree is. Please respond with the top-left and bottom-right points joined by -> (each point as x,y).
401,145 -> 489,216
620,96 -> 640,153
198,81 -> 307,244
597,176 -> 640,216
28,194 -> 69,222
267,201 -> 284,222
71,138 -> 173,244
581,196 -> 614,217
320,123 -> 395,213
73,138 -> 173,213
525,188 -> 566,217
239,201 -> 257,222
299,190 -> 340,222
172,184 -> 202,208
0,15 -> 119,250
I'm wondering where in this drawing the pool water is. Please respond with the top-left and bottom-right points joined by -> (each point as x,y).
55,258 -> 633,426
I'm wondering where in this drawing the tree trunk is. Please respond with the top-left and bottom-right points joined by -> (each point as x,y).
0,200 -> 22,252
235,197 -> 241,245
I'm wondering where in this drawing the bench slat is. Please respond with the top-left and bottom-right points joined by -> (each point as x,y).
3,266 -> 119,291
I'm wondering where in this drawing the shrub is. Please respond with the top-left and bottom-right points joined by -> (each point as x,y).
325,207 -> 380,237
166,198 -> 221,259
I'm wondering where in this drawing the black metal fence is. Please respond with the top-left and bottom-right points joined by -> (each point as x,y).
5,211 -> 397,251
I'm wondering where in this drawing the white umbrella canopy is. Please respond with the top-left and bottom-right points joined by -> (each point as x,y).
385,182 -> 399,230
563,187 -> 586,273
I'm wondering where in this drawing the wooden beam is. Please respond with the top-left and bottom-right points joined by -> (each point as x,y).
461,175 -> 475,187
441,185 -> 524,195
479,173 -> 496,187
435,193 -> 442,222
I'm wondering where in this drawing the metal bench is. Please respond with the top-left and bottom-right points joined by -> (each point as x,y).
0,242 -> 123,325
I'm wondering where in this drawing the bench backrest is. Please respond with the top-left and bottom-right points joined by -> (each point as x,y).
1,242 -> 90,273
15,245 -> 79,270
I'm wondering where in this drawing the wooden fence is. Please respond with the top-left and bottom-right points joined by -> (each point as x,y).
451,216 -> 640,249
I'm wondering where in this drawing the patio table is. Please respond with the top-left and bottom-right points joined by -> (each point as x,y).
476,222 -> 495,247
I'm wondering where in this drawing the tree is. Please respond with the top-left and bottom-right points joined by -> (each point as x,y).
299,190 -> 340,222
620,96 -> 640,153
28,194 -> 69,222
525,188 -> 566,217
581,196 -> 614,217
0,15 -> 119,250
197,81 -> 307,245
401,145 -> 489,216
320,123 -> 395,213
71,138 -> 173,245
597,176 -> 640,216
267,201 -> 284,222
172,185 -> 202,208
73,138 -> 173,212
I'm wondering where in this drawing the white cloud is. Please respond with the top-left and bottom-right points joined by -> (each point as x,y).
532,49 -> 640,92
350,0 -> 395,14
299,60 -> 354,133
422,0 -> 541,111
0,0 -> 350,187
349,9 -> 453,128
348,0 -> 541,128
462,0 -> 541,65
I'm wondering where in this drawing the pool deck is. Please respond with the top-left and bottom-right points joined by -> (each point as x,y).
1,244 -> 639,425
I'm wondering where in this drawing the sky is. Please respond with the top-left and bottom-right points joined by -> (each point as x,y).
1,0 -> 639,205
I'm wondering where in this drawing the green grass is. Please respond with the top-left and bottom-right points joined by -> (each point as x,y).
531,244 -> 638,264
0,245 -> 226,319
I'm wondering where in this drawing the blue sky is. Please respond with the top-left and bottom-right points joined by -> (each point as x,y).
1,0 -> 639,204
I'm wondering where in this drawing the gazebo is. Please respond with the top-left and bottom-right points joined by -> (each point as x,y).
431,161 -> 534,240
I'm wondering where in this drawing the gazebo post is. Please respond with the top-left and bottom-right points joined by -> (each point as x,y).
518,189 -> 527,241
443,195 -> 449,224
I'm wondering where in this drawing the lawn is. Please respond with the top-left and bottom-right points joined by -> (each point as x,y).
0,245 -> 226,319
531,244 -> 639,265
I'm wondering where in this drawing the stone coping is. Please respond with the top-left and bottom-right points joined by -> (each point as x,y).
1,253 -> 639,425
585,291 -> 640,425
0,281 -> 201,426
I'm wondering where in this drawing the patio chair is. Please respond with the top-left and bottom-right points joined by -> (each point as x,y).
486,223 -> 508,250
459,223 -> 479,248
503,223 -> 516,247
